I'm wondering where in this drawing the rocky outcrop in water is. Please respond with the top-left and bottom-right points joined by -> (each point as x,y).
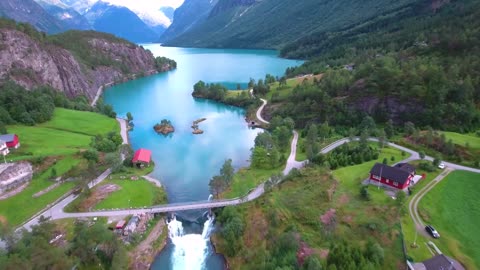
0,27 -> 158,100
154,120 -> 175,135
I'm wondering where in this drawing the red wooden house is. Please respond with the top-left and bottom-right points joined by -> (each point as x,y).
0,134 -> 20,149
132,148 -> 152,168
369,162 -> 415,190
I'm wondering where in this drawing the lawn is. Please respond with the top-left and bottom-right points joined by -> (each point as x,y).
65,166 -> 166,211
417,171 -> 480,270
94,178 -> 167,210
41,108 -> 119,136
7,108 -> 119,159
0,157 -> 79,226
223,167 -> 280,199
332,145 -> 405,192
0,108 -> 120,226
442,131 -> 480,149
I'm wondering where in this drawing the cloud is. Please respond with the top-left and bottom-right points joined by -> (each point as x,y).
103,0 -> 184,26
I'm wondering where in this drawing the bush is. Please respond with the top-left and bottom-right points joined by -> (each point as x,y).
418,162 -> 436,172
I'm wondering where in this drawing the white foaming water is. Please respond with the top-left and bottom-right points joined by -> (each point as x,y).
167,216 -> 215,270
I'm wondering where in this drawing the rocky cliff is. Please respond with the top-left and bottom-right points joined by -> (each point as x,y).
0,27 -> 157,100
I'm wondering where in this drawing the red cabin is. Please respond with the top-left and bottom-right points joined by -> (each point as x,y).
0,134 -> 20,149
369,163 -> 415,190
132,148 -> 152,168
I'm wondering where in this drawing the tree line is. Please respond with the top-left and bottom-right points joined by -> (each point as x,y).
0,81 -> 116,134
0,217 -> 128,270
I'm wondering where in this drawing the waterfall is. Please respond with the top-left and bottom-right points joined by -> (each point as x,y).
167,215 -> 215,270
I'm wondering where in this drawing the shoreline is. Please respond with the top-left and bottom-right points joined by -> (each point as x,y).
91,69 -> 159,107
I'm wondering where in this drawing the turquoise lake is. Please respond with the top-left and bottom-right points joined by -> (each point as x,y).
103,45 -> 302,270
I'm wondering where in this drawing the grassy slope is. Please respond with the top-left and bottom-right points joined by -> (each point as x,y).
0,157 -> 79,226
8,108 -> 118,159
0,108 -> 119,225
442,132 -> 480,149
417,171 -> 480,270
66,166 -> 167,211
220,163 -> 405,269
95,179 -> 167,210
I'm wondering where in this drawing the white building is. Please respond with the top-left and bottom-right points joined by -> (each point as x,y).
0,140 -> 9,159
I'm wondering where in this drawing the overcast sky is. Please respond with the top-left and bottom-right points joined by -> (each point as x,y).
102,0 -> 185,26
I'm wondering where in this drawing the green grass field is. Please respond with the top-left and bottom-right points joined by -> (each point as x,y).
7,108 -> 119,159
332,145 -> 405,191
0,157 -> 79,226
417,171 -> 480,270
95,179 -> 167,210
1,108 -> 120,226
443,132 -> 480,149
223,167 -> 280,199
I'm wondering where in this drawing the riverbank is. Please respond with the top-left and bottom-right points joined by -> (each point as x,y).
129,217 -> 168,270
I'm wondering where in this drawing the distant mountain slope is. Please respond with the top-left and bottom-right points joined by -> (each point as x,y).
165,0 -> 420,49
0,0 -> 63,33
85,1 -> 158,43
160,0 -> 218,43
36,1 -> 91,30
160,7 -> 175,21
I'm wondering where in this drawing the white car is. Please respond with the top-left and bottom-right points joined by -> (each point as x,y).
438,162 -> 445,169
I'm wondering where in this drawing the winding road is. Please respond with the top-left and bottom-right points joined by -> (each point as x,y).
256,98 -> 270,124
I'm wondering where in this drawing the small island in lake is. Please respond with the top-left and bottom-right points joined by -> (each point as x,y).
154,119 -> 175,135
191,118 -> 206,134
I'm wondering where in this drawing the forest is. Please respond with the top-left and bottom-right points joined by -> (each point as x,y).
266,1 -> 480,132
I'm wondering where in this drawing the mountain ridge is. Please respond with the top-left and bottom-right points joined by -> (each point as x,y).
164,0 -> 421,50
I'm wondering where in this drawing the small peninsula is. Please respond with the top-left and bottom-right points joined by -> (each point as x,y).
154,119 -> 175,135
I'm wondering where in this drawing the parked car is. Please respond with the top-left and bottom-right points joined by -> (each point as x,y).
438,162 -> 445,169
425,225 -> 440,238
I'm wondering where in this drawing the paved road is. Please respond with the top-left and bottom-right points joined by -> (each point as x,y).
20,134 -> 480,230
91,82 -> 114,107
256,98 -> 270,124
21,169 -> 112,231
283,131 -> 304,175
408,167 -> 453,236
116,118 -> 129,145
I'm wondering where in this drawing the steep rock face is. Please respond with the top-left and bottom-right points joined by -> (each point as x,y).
0,29 -> 156,100
159,0 -> 218,43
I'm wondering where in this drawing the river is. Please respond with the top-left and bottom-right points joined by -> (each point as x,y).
103,45 -> 302,270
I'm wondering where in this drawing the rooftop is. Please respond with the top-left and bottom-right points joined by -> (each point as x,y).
370,163 -> 412,185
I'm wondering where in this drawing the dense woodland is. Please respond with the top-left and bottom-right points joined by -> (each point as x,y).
0,218 -> 128,270
267,0 -> 480,132
192,80 -> 259,108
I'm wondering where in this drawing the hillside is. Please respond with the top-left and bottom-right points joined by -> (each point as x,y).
164,0 -> 420,49
0,18 -> 158,100
263,0 -> 480,132
159,0 -> 218,43
0,0 -> 64,34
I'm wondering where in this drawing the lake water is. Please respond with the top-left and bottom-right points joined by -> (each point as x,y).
103,45 -> 302,270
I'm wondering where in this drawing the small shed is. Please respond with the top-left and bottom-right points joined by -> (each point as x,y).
0,134 -> 20,149
115,220 -> 126,230
132,148 -> 152,168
